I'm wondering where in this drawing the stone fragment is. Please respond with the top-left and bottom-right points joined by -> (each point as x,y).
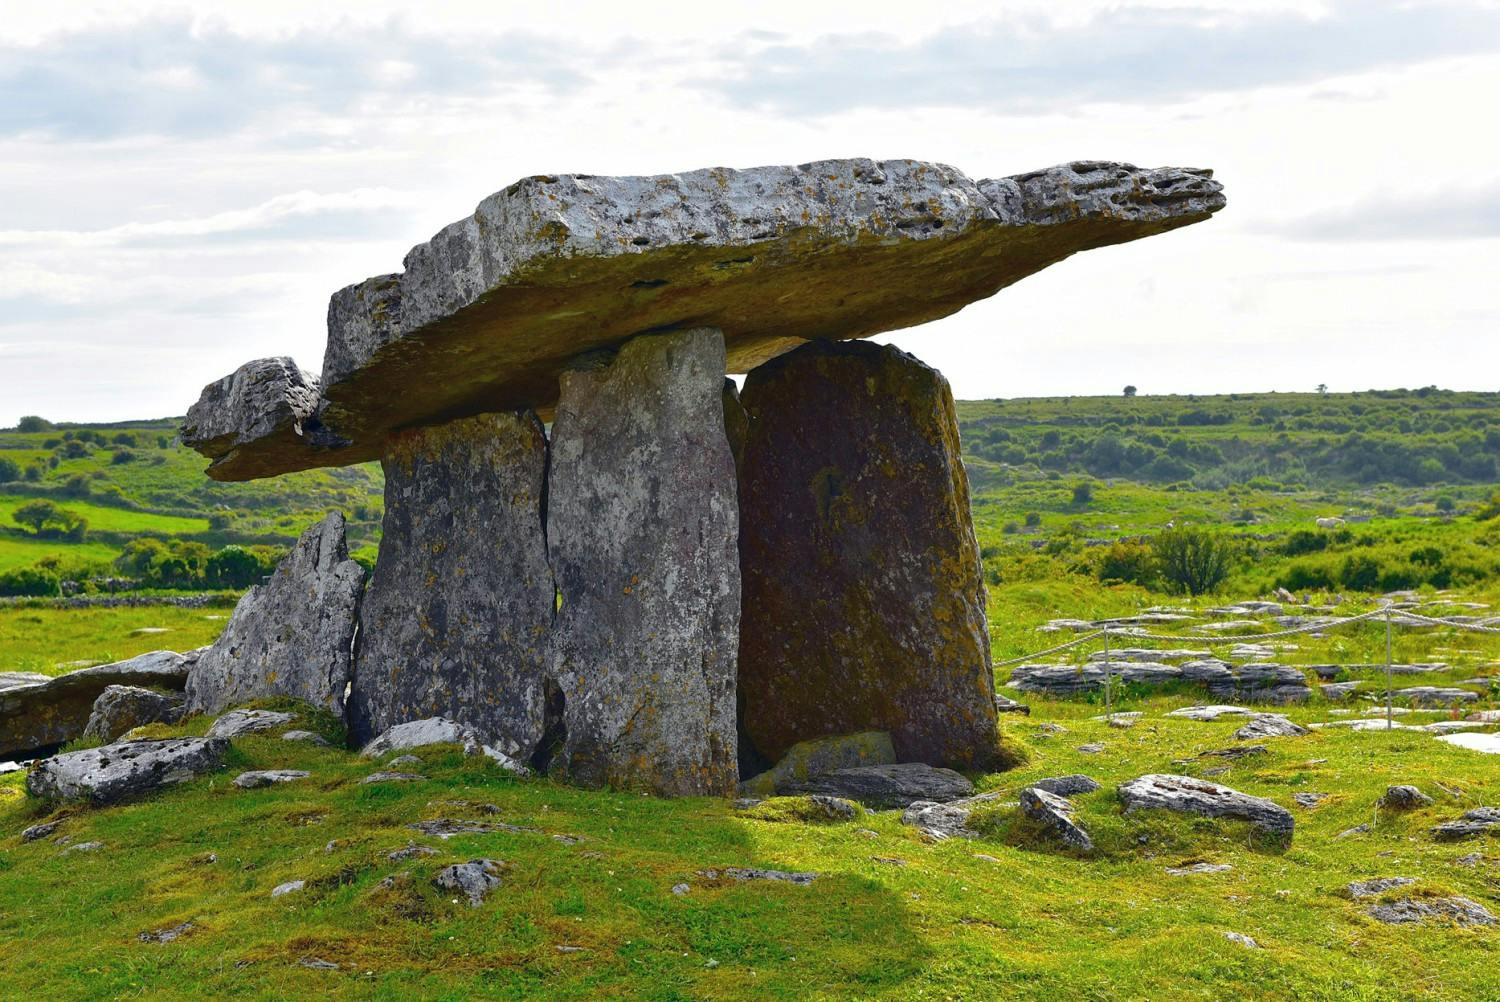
738,731 -> 896,798
1222,931 -> 1260,949
386,755 -> 422,767
1166,862 -> 1232,876
546,328 -> 739,796
1379,785 -> 1434,811
994,694 -> 1031,715
737,339 -> 998,769
271,880 -> 305,897
233,770 -> 309,789
1432,807 -> 1500,841
1233,714 -> 1309,740
346,412 -> 553,757
1118,774 -> 1294,841
21,820 -> 62,842
205,709 -> 296,740
1439,732 -> 1500,754
1020,787 -> 1094,851
1345,876 -> 1415,899
361,771 -> 426,785
1028,775 -> 1101,798
785,763 -> 974,809
138,920 -> 196,944
1293,793 -> 1329,809
901,800 -> 979,840
1077,743 -> 1106,754
359,717 -> 529,775
299,958 -> 340,971
1320,682 -> 1363,700
281,730 -> 331,747
434,859 -> 504,907
26,738 -> 228,805
61,841 -> 104,854
388,845 -> 438,861
1396,686 -> 1478,705
187,159 -> 1224,480
1165,705 -> 1255,721
697,867 -> 817,886
0,650 -> 196,760
1367,897 -> 1494,926
185,513 -> 364,717
82,686 -> 185,743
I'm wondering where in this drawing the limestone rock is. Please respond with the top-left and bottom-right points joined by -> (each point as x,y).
1118,774 -> 1294,840
1346,876 -> 1415,899
281,730 -> 331,747
361,770 -> 426,784
185,158 -> 1224,481
900,800 -> 979,840
233,769 -> 309,789
1432,807 -> 1500,841
1021,787 -> 1094,851
1165,705 -> 1255,721
82,685 -> 185,743
738,731 -> 896,798
185,513 -> 364,718
205,709 -> 296,740
1379,785 -> 1434,811
545,328 -> 740,796
1368,896 -> 1495,926
271,880 -> 305,897
737,339 -> 999,769
785,763 -> 974,809
1028,775 -> 1101,798
358,716 -> 530,775
434,859 -> 504,907
180,357 -> 327,476
1233,714 -> 1309,740
346,412 -> 552,757
697,867 -> 816,886
25,738 -> 227,804
0,650 -> 196,760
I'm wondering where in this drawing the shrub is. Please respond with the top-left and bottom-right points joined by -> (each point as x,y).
1282,530 -> 1329,556
1071,482 -> 1095,506
15,416 -> 53,432
1024,512 -> 1042,528
1096,542 -> 1156,587
0,566 -> 61,597
1152,526 -> 1235,596
110,449 -> 137,465
1435,495 -> 1456,512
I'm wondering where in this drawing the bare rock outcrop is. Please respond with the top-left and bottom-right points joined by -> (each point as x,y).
1118,774 -> 1294,841
544,328 -> 740,796
345,412 -> 553,757
25,738 -> 227,804
82,685 -> 185,743
736,339 -> 999,770
184,512 -> 365,718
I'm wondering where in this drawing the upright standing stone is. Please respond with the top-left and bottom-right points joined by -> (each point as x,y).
346,412 -> 553,759
546,328 -> 740,796
185,513 -> 364,717
737,339 -> 1000,770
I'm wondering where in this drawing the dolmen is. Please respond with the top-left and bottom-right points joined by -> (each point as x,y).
172,157 -> 1225,796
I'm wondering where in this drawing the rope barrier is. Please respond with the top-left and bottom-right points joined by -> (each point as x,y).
992,630 -> 1105,669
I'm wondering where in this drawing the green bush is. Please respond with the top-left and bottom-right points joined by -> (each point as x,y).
1152,526 -> 1235,596
1096,542 -> 1156,587
0,456 -> 19,481
0,566 -> 61,597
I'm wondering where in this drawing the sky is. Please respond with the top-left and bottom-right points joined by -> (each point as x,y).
2,0 -> 1498,423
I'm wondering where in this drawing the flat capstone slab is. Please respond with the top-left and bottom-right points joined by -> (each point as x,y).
183,158 -> 1224,480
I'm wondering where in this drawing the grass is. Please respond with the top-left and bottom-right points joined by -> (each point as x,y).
0,494 -> 208,535
0,605 -> 232,673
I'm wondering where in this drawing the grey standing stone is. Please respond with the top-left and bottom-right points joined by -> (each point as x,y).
25,738 -> 228,805
82,685 -> 185,743
346,412 -> 553,759
736,340 -> 999,770
546,328 -> 740,797
1379,785 -> 1434,810
185,513 -> 364,717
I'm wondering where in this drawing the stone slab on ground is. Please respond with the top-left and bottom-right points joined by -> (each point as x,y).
1118,773 -> 1294,840
25,738 -> 228,804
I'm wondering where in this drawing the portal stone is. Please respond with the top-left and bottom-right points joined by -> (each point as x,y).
184,512 -> 365,717
737,339 -> 1000,770
546,328 -> 740,796
346,412 -> 553,759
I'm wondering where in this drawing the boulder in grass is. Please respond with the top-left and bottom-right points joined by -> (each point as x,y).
205,709 -> 296,740
1021,787 -> 1094,852
359,717 -> 529,775
1118,774 -> 1294,841
26,738 -> 228,805
433,859 -> 504,907
82,686 -> 185,743
784,763 -> 974,810
738,732 -> 897,798
1028,775 -> 1101,798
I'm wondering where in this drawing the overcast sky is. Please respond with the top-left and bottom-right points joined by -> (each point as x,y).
2,0 -> 1498,422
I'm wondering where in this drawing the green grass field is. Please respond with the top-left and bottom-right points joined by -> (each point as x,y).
0,605 -> 233,673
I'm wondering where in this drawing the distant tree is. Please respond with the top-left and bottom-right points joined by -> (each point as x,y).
0,566 -> 61,598
208,512 -> 232,531
22,464 -> 41,482
1071,482 -> 1095,506
1153,526 -> 1235,596
0,456 -> 19,482
15,416 -> 53,432
1123,385 -> 1138,397
1024,511 -> 1043,528
110,449 -> 137,465
1434,495 -> 1456,513
61,440 -> 89,459
12,499 -> 63,535
1316,384 -> 1328,394
205,546 -> 264,588
111,432 -> 137,446
59,474 -> 91,497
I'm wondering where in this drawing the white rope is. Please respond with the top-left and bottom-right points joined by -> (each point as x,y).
1115,606 -> 1392,643
993,630 -> 1105,669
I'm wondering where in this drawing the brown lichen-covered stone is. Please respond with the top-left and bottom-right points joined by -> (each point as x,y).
346,412 -> 553,758
737,339 -> 1000,770
545,328 -> 740,796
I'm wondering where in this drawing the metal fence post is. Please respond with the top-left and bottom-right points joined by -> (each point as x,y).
1385,606 -> 1394,730
1103,626 -> 1113,720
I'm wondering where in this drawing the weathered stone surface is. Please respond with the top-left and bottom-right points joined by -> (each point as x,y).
785,763 -> 974,809
233,769 -> 309,789
1233,714 -> 1310,741
1367,896 -> 1495,926
737,339 -> 998,769
1395,686 -> 1478,705
361,770 -> 426,785
181,357 -> 327,476
1165,705 -> 1255,721
359,717 -> 530,775
697,867 -> 817,886
82,686 -> 184,743
185,513 -> 364,717
1,650 -> 196,760
1379,785 -> 1434,811
434,859 -> 504,907
545,328 -> 740,796
1118,774 -> 1294,840
1346,876 -> 1416,899
1021,787 -> 1094,851
1432,807 -> 1500,841
25,738 -> 227,804
346,412 -> 552,757
1029,775 -> 1101,798
185,159 -> 1223,481
205,709 -> 297,739
738,731 -> 896,798
900,800 -> 979,840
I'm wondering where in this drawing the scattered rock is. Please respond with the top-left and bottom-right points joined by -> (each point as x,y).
698,867 -> 816,886
1118,774 -> 1294,840
1077,743 -> 1106,754
1378,785 -> 1434,811
61,840 -> 104,854
360,771 -> 426,785
386,754 -> 421,767
138,921 -> 195,944
1337,824 -> 1372,839
1233,714 -> 1309,740
1368,897 -> 1495,926
82,686 -> 185,743
671,883 -> 690,896
21,820 -> 62,842
1028,775 -> 1101,798
1432,807 -> 1500,841
299,957 -> 340,971
184,513 -> 365,717
346,412 -> 553,759
1345,876 -> 1415,899
233,770 -> 309,789
738,731 -> 896,798
784,763 -> 974,809
1438,732 -> 1500,754
737,340 -> 1000,770
1166,862 -> 1231,876
1222,931 -> 1260,949
994,694 -> 1031,715
270,880 -> 305,897
205,709 -> 296,740
433,859 -> 505,907
1166,705 -> 1255,721
1455,853 -> 1484,866
1293,793 -> 1329,809
1319,682 -> 1363,701
1198,744 -> 1269,761
901,801 -> 978,840
281,730 -> 331,747
388,845 -> 438,861
359,718 -> 529,775
1020,787 -> 1093,851
26,738 -> 228,805
408,818 -> 535,839
1394,686 -> 1479,706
